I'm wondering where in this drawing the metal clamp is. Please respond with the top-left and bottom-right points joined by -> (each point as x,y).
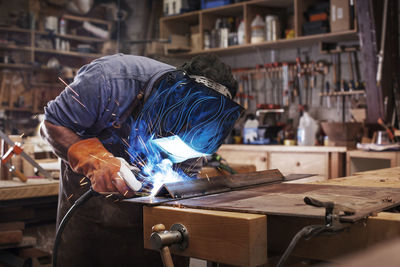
304,196 -> 355,231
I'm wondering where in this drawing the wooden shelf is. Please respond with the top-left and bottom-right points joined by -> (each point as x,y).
170,30 -> 358,57
0,63 -> 32,69
319,90 -> 365,97
35,30 -> 107,43
62,14 -> 110,26
0,107 -> 33,112
34,48 -> 103,58
0,26 -> 31,33
0,44 -> 32,51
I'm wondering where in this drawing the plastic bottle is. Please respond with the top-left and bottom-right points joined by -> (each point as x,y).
297,111 -> 318,146
237,20 -> 245,45
251,14 -> 265,44
59,18 -> 66,35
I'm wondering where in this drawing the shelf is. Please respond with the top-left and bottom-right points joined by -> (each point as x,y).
319,90 -> 365,97
0,63 -> 32,69
35,30 -> 108,43
0,107 -> 33,112
62,14 -> 110,26
34,48 -> 104,58
170,30 -> 358,57
0,44 -> 32,51
0,27 -> 31,34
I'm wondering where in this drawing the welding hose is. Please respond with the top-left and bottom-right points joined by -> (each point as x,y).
276,224 -> 327,267
52,187 -> 98,267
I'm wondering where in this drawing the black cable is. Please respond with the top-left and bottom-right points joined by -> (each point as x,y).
52,188 -> 98,267
276,224 -> 327,267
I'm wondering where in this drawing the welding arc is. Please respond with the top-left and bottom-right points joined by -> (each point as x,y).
52,188 -> 98,267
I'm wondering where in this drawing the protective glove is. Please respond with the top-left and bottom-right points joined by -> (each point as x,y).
116,157 -> 153,195
67,138 -> 150,197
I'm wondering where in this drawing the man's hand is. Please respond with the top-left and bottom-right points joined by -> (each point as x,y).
68,138 -> 145,198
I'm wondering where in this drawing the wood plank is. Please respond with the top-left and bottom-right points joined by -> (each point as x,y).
0,230 -> 23,245
0,179 -> 59,200
268,212 -> 400,262
143,206 -> 267,267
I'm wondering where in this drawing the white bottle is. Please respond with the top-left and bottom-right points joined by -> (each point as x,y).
297,112 -> 318,146
251,15 -> 265,44
238,20 -> 245,45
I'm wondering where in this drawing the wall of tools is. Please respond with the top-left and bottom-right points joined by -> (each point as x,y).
225,42 -> 365,127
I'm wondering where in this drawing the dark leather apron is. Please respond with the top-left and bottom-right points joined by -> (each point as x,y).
56,75 -> 189,267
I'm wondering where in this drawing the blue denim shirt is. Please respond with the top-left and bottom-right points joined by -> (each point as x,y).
44,54 -> 174,137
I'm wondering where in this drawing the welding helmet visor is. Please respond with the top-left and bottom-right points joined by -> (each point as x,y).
128,71 -> 244,163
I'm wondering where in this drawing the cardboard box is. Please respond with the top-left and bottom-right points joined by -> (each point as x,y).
330,0 -> 351,32
191,33 -> 201,51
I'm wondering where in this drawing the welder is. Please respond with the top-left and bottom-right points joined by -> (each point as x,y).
40,53 -> 241,266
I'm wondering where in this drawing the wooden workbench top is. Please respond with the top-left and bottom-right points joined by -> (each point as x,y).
0,178 -> 59,201
220,144 -> 348,153
315,167 -> 400,188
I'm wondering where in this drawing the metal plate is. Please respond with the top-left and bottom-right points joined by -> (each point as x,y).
126,169 -> 284,205
165,183 -> 400,222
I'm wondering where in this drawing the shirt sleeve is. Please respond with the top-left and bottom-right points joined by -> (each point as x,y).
44,63 -> 111,136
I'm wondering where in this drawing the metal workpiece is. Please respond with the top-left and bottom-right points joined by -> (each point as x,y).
150,223 -> 189,251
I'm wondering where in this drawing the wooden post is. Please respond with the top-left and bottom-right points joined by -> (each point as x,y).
355,0 -> 384,123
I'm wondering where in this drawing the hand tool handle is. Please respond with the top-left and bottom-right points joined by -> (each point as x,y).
11,168 -> 28,182
1,146 -> 15,165
160,246 -> 174,267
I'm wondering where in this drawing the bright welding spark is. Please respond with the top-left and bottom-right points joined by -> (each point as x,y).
58,77 -> 79,97
121,138 -> 130,148
105,193 -> 113,198
71,95 -> 87,109
67,194 -> 74,200
19,133 -> 24,138
205,173 -> 210,182
114,99 -> 120,106
79,177 -> 86,183
80,182 -> 88,186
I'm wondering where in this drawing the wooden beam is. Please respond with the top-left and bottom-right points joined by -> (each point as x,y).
0,230 -> 23,245
143,206 -> 267,267
355,0 -> 384,122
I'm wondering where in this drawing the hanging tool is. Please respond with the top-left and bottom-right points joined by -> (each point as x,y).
295,57 -> 303,105
0,130 -> 53,180
282,63 -> 289,107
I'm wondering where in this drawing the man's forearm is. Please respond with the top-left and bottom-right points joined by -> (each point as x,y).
40,120 -> 82,160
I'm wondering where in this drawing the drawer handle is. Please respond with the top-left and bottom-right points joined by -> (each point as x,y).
261,157 -> 267,162
296,161 -> 301,167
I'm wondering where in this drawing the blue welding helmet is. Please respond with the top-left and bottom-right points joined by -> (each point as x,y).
127,71 -> 244,164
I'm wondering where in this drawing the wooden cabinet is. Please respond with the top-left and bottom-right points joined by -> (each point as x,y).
346,150 -> 400,176
159,0 -> 358,56
217,145 -> 347,179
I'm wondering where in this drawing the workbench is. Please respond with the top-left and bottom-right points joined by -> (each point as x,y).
141,167 -> 400,266
217,145 -> 347,179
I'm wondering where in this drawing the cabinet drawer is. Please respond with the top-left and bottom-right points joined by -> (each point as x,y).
269,152 -> 327,175
217,149 -> 268,171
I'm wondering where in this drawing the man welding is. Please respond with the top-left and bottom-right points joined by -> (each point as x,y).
40,53 -> 242,266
